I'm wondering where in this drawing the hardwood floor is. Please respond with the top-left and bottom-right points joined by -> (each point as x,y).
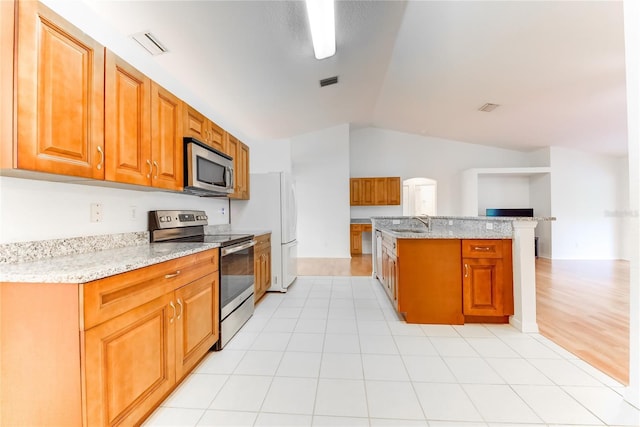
535,258 -> 629,385
297,254 -> 373,276
297,255 -> 630,384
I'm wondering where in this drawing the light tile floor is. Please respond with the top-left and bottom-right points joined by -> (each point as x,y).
144,276 -> 640,427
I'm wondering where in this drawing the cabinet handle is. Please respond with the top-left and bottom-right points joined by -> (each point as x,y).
153,161 -> 159,179
176,298 -> 183,320
169,301 -> 176,323
96,146 -> 104,170
165,270 -> 181,279
146,159 -> 152,178
472,246 -> 491,251
464,264 -> 469,278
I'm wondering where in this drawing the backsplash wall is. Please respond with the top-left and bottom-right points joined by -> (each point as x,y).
0,177 -> 229,244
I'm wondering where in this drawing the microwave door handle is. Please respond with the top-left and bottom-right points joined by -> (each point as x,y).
227,167 -> 234,190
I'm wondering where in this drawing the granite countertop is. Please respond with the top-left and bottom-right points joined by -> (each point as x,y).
378,227 -> 509,240
0,242 -> 220,284
350,218 -> 372,224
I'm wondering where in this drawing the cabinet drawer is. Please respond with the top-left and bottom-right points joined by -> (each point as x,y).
462,240 -> 503,258
362,224 -> 372,232
82,249 -> 219,330
350,224 -> 363,232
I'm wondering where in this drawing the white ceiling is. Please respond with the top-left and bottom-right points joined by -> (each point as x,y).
83,0 -> 628,156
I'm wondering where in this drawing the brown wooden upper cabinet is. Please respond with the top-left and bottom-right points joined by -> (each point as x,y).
350,177 -> 401,206
226,133 -> 250,200
5,0 -> 246,198
104,52 -> 183,191
183,105 -> 226,153
105,52 -> 150,186
12,0 -> 105,179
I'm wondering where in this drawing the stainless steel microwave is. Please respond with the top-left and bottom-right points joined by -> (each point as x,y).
183,137 -> 234,196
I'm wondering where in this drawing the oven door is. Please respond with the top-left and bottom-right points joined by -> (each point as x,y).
220,239 -> 256,320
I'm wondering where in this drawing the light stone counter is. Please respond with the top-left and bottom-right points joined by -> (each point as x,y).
0,231 -> 221,283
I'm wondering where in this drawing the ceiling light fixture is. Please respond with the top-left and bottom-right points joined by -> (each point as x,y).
305,0 -> 336,60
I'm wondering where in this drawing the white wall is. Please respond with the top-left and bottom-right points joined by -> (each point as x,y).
549,146 -> 628,259
0,177 -> 229,243
291,124 -> 351,258
623,0 -> 640,408
246,138 -> 292,174
530,173 -> 553,258
350,128 -> 532,216
477,175 -> 531,216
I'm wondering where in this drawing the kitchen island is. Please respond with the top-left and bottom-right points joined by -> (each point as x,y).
371,215 -> 553,333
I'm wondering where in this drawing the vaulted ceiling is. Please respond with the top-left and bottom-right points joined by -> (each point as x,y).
79,0 -> 627,156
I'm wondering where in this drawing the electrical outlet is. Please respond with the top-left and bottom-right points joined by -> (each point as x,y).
486,222 -> 493,230
129,206 -> 137,221
90,203 -> 103,223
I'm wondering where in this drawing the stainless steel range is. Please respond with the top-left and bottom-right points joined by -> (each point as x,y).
149,210 -> 255,349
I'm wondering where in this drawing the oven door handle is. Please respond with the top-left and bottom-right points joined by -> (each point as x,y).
221,240 -> 256,256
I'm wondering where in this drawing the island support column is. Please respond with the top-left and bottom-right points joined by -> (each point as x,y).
510,220 -> 539,333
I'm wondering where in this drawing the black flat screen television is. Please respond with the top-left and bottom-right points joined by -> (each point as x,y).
485,208 -> 534,217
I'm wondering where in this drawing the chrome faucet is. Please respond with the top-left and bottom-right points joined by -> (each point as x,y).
413,216 -> 431,230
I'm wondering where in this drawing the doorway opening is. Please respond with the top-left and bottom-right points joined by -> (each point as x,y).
402,177 -> 437,216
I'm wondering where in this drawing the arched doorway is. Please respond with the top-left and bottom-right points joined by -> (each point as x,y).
402,177 -> 437,216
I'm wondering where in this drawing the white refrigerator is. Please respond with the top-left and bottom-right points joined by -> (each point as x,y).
231,172 -> 298,291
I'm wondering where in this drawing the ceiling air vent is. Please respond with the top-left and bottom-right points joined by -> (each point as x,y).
320,76 -> 339,87
131,32 -> 168,56
478,103 -> 500,112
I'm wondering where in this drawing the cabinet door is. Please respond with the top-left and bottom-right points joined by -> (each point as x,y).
350,230 -> 362,255
389,254 -> 398,306
350,179 -> 362,205
254,247 -> 264,300
374,178 -> 387,205
105,51 -> 151,186
84,293 -> 176,427
228,137 -> 250,200
175,273 -> 219,379
387,177 -> 401,205
226,134 -> 240,198
238,142 -> 250,199
462,258 -> 504,316
184,105 -> 208,143
263,247 -> 272,293
208,120 -> 226,153
361,178 -> 375,205
151,82 -> 183,190
16,1 -> 105,179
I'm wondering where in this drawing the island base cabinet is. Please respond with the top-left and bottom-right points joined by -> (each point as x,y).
462,239 -> 514,322
396,239 -> 464,325
84,293 -> 176,427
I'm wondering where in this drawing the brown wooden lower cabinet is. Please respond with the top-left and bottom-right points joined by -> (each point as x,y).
378,236 -> 513,325
0,248 -> 220,427
350,223 -> 372,255
254,233 -> 272,302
